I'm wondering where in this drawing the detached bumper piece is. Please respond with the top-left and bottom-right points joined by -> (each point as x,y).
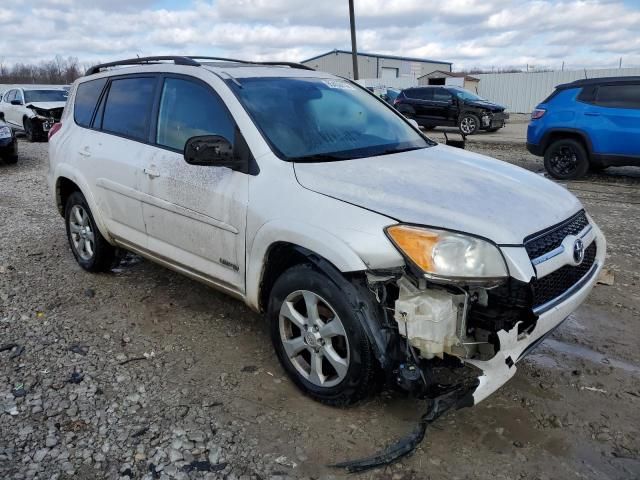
332,381 -> 477,473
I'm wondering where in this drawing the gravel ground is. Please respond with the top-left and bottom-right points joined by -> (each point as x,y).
1,139 -> 639,480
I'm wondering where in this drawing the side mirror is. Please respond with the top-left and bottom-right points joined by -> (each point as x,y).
10,99 -> 22,106
184,135 -> 245,171
407,118 -> 419,129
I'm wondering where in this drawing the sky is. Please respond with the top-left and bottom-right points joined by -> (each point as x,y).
2,0 -> 640,72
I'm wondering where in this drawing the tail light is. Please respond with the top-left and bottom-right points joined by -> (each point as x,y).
48,122 -> 62,140
393,98 -> 401,106
531,109 -> 546,120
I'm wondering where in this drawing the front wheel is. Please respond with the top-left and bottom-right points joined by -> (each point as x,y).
268,264 -> 380,406
544,139 -> 589,180
65,191 -> 117,272
458,114 -> 480,135
24,118 -> 38,142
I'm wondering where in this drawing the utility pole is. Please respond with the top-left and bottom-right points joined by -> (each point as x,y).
348,0 -> 359,80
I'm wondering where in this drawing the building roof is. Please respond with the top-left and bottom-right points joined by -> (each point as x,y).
556,76 -> 640,90
301,49 -> 452,66
418,70 -> 479,81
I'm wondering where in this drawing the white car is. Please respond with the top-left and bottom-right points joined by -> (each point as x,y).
48,56 -> 606,410
0,86 -> 67,141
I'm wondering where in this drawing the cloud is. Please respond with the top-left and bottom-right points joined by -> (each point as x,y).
1,0 -> 639,71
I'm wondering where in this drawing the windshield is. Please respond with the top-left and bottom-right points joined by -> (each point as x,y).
24,90 -> 68,103
451,88 -> 487,102
231,77 -> 431,161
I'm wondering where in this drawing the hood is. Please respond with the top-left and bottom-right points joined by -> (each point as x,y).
464,100 -> 504,112
293,145 -> 582,245
26,102 -> 66,111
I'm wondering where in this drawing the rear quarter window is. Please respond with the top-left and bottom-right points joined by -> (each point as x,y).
596,84 -> 640,109
74,78 -> 108,128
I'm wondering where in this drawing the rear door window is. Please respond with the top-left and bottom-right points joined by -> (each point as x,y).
102,76 -> 157,141
410,89 -> 433,100
433,89 -> 453,102
155,77 -> 235,151
74,78 -> 108,128
596,84 -> 640,109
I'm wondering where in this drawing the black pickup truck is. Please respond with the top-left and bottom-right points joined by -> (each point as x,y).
394,86 -> 509,135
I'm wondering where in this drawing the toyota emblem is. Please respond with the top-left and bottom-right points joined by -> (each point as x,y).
573,238 -> 585,264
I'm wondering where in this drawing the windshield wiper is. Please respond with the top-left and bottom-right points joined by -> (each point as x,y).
378,146 -> 426,156
290,153 -> 352,163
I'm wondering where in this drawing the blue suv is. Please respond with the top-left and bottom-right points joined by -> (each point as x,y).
527,76 -> 640,179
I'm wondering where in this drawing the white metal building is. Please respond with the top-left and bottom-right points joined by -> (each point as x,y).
476,67 -> 640,113
301,49 -> 452,81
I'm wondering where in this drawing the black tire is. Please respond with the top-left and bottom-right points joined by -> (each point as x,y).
24,118 -> 38,142
64,191 -> 116,272
268,264 -> 380,406
544,139 -> 589,180
4,155 -> 18,164
458,113 -> 480,135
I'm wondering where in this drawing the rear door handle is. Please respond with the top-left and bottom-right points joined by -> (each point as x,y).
78,147 -> 91,157
584,111 -> 600,116
144,167 -> 160,178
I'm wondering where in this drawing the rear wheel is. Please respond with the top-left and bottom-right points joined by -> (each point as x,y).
65,191 -> 116,272
268,264 -> 379,406
544,139 -> 589,180
458,114 -> 480,135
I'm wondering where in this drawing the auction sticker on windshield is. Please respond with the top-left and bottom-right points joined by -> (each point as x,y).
322,79 -> 355,90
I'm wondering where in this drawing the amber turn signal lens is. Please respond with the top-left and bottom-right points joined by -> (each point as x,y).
386,225 -> 440,271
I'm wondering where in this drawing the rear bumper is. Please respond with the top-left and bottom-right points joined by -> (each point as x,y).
526,142 -> 544,156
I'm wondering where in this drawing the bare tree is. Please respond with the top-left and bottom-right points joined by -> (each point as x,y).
0,57 -> 84,84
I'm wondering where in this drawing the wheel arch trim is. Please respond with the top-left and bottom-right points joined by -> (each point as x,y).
53,167 -> 113,244
540,128 -> 594,157
246,220 -> 369,311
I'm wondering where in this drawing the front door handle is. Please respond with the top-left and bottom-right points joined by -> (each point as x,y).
144,167 -> 160,178
78,146 -> 91,157
584,111 -> 600,116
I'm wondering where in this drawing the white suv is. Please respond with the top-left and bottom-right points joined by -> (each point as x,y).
48,56 -> 606,408
0,86 -> 67,141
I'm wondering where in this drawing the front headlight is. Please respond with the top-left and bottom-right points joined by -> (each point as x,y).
0,126 -> 11,139
386,225 -> 508,284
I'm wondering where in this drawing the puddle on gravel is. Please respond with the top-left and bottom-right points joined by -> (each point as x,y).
527,338 -> 640,376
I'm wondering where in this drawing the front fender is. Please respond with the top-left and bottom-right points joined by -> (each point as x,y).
245,220 -> 369,311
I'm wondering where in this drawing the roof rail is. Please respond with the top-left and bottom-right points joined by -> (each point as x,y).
85,56 -> 200,76
187,56 -> 315,71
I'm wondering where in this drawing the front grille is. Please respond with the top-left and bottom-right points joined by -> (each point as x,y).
524,211 -> 588,260
532,242 -> 597,308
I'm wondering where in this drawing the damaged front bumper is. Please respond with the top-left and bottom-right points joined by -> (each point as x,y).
468,251 -> 603,403
391,224 -> 606,405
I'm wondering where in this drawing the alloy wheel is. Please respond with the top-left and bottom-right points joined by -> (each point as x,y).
550,146 -> 578,176
68,205 -> 95,261
460,116 -> 476,134
278,290 -> 350,388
